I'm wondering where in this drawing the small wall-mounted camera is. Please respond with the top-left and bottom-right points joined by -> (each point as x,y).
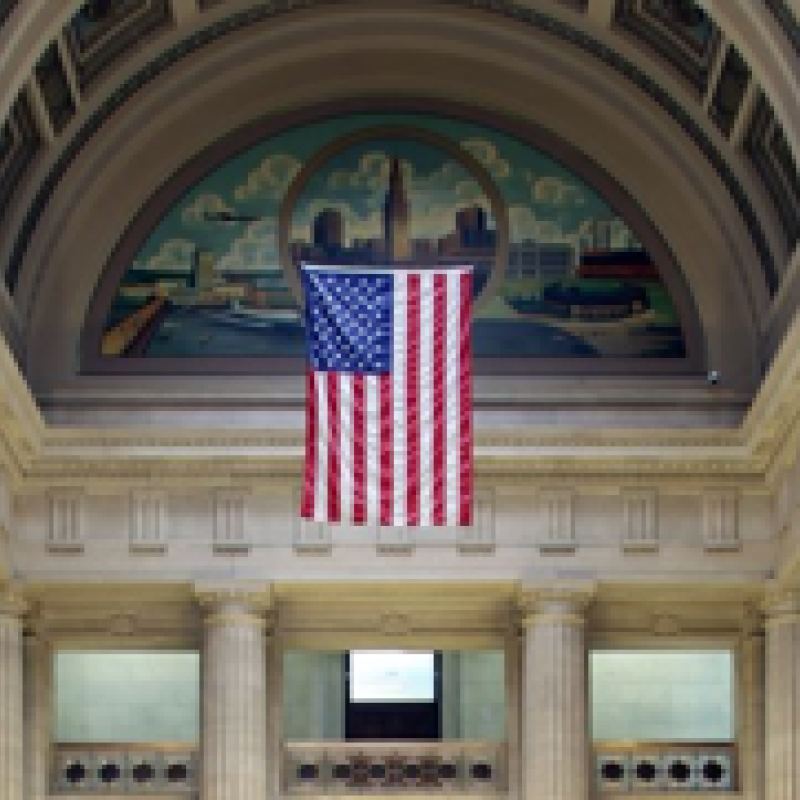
707,370 -> 720,385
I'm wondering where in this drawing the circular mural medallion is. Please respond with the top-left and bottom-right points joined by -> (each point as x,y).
278,125 -> 509,314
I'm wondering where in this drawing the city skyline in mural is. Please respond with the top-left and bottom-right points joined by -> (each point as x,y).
98,113 -> 687,361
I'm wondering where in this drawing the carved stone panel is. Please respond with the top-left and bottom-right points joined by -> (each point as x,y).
129,489 -> 168,553
538,489 -> 575,553
293,488 -> 332,554
47,489 -> 84,552
213,489 -> 249,553
702,489 -> 739,551
458,488 -> 495,553
621,488 -> 658,552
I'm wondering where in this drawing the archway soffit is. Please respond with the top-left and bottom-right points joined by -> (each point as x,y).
2,0 -> 779,297
763,0 -> 800,53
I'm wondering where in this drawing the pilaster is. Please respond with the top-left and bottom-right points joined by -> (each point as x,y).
740,607 -> 765,800
23,622 -> 51,800
0,589 -> 28,800
763,590 -> 800,800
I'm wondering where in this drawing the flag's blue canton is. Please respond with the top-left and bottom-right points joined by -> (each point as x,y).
304,270 -> 393,374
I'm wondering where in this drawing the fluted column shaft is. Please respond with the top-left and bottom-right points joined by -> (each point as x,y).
523,598 -> 588,800
202,599 -> 268,800
765,595 -> 800,800
0,594 -> 27,800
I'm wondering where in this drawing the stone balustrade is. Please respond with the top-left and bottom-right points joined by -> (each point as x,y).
51,744 -> 197,794
283,741 -> 506,794
594,742 -> 737,793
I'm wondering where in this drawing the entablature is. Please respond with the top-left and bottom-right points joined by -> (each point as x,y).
9,577 -> 768,649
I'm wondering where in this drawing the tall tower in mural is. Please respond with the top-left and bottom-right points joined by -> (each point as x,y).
383,157 -> 411,261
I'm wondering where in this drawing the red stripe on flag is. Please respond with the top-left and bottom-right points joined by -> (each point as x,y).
301,368 -> 316,519
407,273 -> 421,526
433,274 -> 446,526
327,371 -> 340,523
379,373 -> 393,526
353,374 -> 366,524
459,272 -> 472,526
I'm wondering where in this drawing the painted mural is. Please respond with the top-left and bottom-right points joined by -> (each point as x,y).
99,113 -> 687,360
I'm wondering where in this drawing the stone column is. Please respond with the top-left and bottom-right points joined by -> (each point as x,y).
23,627 -> 51,800
522,589 -> 590,800
0,591 -> 27,800
764,592 -> 800,800
201,589 -> 270,800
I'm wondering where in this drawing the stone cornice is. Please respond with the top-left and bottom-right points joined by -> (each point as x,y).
0,333 -> 43,480
0,313 -> 797,489
744,312 -> 800,479
23,583 -> 201,641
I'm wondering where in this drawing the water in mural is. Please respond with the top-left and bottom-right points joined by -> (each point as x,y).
100,114 -> 686,360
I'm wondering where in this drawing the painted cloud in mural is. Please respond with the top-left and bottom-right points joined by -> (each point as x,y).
234,153 -> 302,201
461,139 -> 511,180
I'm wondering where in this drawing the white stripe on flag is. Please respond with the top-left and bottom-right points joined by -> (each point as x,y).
419,272 -> 434,527
392,272 -> 407,527
314,371 -> 328,523
339,372 -> 352,524
445,270 -> 461,526
365,374 -> 379,526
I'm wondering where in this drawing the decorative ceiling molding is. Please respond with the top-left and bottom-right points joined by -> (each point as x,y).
709,44 -> 750,137
32,43 -> 76,135
613,0 -> 722,94
0,313 -> 797,487
1,0 -> 778,298
64,0 -> 172,90
745,92 -> 800,250
765,0 -> 800,54
0,0 -> 18,30
0,93 -> 40,224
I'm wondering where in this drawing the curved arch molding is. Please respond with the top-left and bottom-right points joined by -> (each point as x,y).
3,0 -> 778,297
82,103 -> 702,375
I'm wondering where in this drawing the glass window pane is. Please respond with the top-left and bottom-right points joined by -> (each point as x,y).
55,651 -> 199,743
590,650 -> 734,741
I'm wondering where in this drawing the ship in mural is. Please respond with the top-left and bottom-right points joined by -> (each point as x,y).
98,113 -> 687,361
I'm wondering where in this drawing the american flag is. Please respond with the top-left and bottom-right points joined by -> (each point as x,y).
300,264 -> 473,527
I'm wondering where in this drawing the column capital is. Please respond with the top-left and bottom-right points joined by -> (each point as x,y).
741,602 -> 765,638
0,585 -> 28,618
195,581 -> 273,629
762,588 -> 800,627
517,582 -> 595,628
22,609 -> 51,642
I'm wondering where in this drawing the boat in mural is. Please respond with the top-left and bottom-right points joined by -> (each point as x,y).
203,301 -> 300,331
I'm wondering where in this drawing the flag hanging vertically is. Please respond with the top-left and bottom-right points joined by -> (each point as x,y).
300,264 -> 473,527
